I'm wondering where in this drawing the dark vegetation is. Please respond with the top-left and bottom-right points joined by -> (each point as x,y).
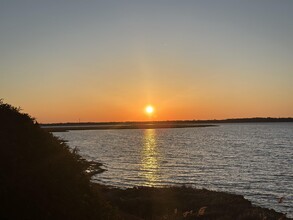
0,100 -> 114,220
0,100 -> 290,219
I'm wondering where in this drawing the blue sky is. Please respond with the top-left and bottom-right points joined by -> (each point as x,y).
1,1 -> 292,122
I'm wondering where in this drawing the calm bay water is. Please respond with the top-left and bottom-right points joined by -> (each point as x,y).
54,123 -> 293,217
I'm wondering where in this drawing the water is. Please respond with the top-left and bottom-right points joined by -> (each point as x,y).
54,123 -> 293,217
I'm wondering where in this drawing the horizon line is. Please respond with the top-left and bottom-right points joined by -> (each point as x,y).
41,117 -> 293,125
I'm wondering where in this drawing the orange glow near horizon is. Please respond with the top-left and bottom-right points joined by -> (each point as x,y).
19,94 -> 293,124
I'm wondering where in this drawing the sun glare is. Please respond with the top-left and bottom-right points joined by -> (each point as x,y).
145,105 -> 154,114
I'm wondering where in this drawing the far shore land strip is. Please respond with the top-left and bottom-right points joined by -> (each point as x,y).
42,118 -> 293,132
42,123 -> 217,132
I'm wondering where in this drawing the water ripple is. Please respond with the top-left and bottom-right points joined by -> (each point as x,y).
54,123 -> 293,217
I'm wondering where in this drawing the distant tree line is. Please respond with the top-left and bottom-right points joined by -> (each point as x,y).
42,117 -> 293,126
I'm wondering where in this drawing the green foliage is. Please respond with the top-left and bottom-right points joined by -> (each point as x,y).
0,100 -> 112,220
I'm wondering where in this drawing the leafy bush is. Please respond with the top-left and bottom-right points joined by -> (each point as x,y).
0,100 -> 112,220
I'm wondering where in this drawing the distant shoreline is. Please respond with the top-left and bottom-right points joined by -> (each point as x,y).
42,124 -> 217,132
42,117 -> 293,126
42,118 -> 293,132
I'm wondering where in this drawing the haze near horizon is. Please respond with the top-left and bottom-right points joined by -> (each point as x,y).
1,1 -> 292,123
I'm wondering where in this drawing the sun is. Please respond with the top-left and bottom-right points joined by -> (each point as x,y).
145,105 -> 154,114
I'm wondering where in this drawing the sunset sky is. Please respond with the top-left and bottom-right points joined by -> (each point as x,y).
1,1 -> 292,123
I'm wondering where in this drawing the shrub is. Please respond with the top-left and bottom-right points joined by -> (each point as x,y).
0,100 -> 111,220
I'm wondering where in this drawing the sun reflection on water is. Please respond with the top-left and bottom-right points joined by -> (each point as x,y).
140,129 -> 159,186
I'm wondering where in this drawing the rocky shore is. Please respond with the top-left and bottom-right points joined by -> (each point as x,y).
95,184 -> 289,220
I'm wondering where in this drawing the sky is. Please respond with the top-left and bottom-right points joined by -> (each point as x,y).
0,0 -> 292,123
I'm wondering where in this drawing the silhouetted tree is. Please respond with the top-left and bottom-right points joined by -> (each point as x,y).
0,100 -> 112,220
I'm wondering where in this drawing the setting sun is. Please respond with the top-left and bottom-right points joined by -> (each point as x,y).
145,105 -> 154,114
